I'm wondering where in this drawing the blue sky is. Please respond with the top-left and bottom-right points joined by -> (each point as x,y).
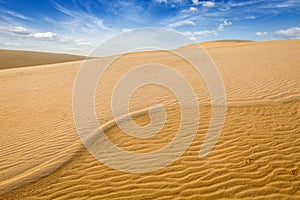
0,0 -> 299,55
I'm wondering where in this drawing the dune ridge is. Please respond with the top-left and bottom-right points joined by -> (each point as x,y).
0,40 -> 299,199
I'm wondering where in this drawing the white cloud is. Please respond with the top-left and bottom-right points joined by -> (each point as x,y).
122,28 -> 133,32
227,1 -> 260,8
255,27 -> 300,39
0,26 -> 31,35
200,1 -> 215,8
261,0 -> 300,9
190,7 -> 198,12
156,0 -> 168,3
245,16 -> 256,20
194,30 -> 217,36
0,25 -> 91,47
0,25 -> 58,40
183,29 -> 217,40
181,7 -> 198,13
0,41 -> 22,46
155,0 -> 184,7
75,39 -> 91,46
31,32 -> 57,39
273,27 -> 300,39
65,47 -> 82,52
169,20 -> 196,28
1,9 -> 31,20
53,36 -> 91,47
218,24 -> 224,31
53,2 -> 110,31
189,7 -> 198,12
191,0 -> 199,5
180,17 -> 232,41
192,1 -> 215,7
183,31 -> 196,40
255,31 -> 268,37
0,23 -> 92,54
218,20 -> 232,31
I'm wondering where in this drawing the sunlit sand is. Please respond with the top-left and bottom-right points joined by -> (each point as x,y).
1,40 -> 299,199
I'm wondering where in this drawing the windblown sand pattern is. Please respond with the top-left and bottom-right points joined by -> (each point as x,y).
1,40 -> 299,199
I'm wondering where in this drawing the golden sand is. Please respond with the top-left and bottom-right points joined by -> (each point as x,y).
0,40 -> 299,199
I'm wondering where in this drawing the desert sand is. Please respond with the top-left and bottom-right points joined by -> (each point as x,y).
0,40 -> 299,199
0,49 -> 85,70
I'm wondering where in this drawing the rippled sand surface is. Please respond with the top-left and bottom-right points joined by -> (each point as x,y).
1,40 -> 299,199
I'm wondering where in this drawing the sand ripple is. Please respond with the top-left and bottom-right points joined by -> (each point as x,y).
0,40 -> 299,199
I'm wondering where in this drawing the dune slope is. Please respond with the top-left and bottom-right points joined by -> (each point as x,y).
0,49 -> 85,70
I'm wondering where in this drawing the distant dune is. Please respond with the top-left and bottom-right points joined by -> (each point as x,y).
0,40 -> 299,199
178,39 -> 253,49
179,39 -> 299,49
0,49 -> 85,70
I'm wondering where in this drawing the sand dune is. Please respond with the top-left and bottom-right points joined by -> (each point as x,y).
0,49 -> 85,70
179,39 -> 253,49
0,40 -> 299,199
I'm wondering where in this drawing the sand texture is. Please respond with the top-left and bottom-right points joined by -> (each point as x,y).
0,40 -> 300,199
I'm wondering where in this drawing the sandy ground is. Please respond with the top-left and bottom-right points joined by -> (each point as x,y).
0,40 -> 299,199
